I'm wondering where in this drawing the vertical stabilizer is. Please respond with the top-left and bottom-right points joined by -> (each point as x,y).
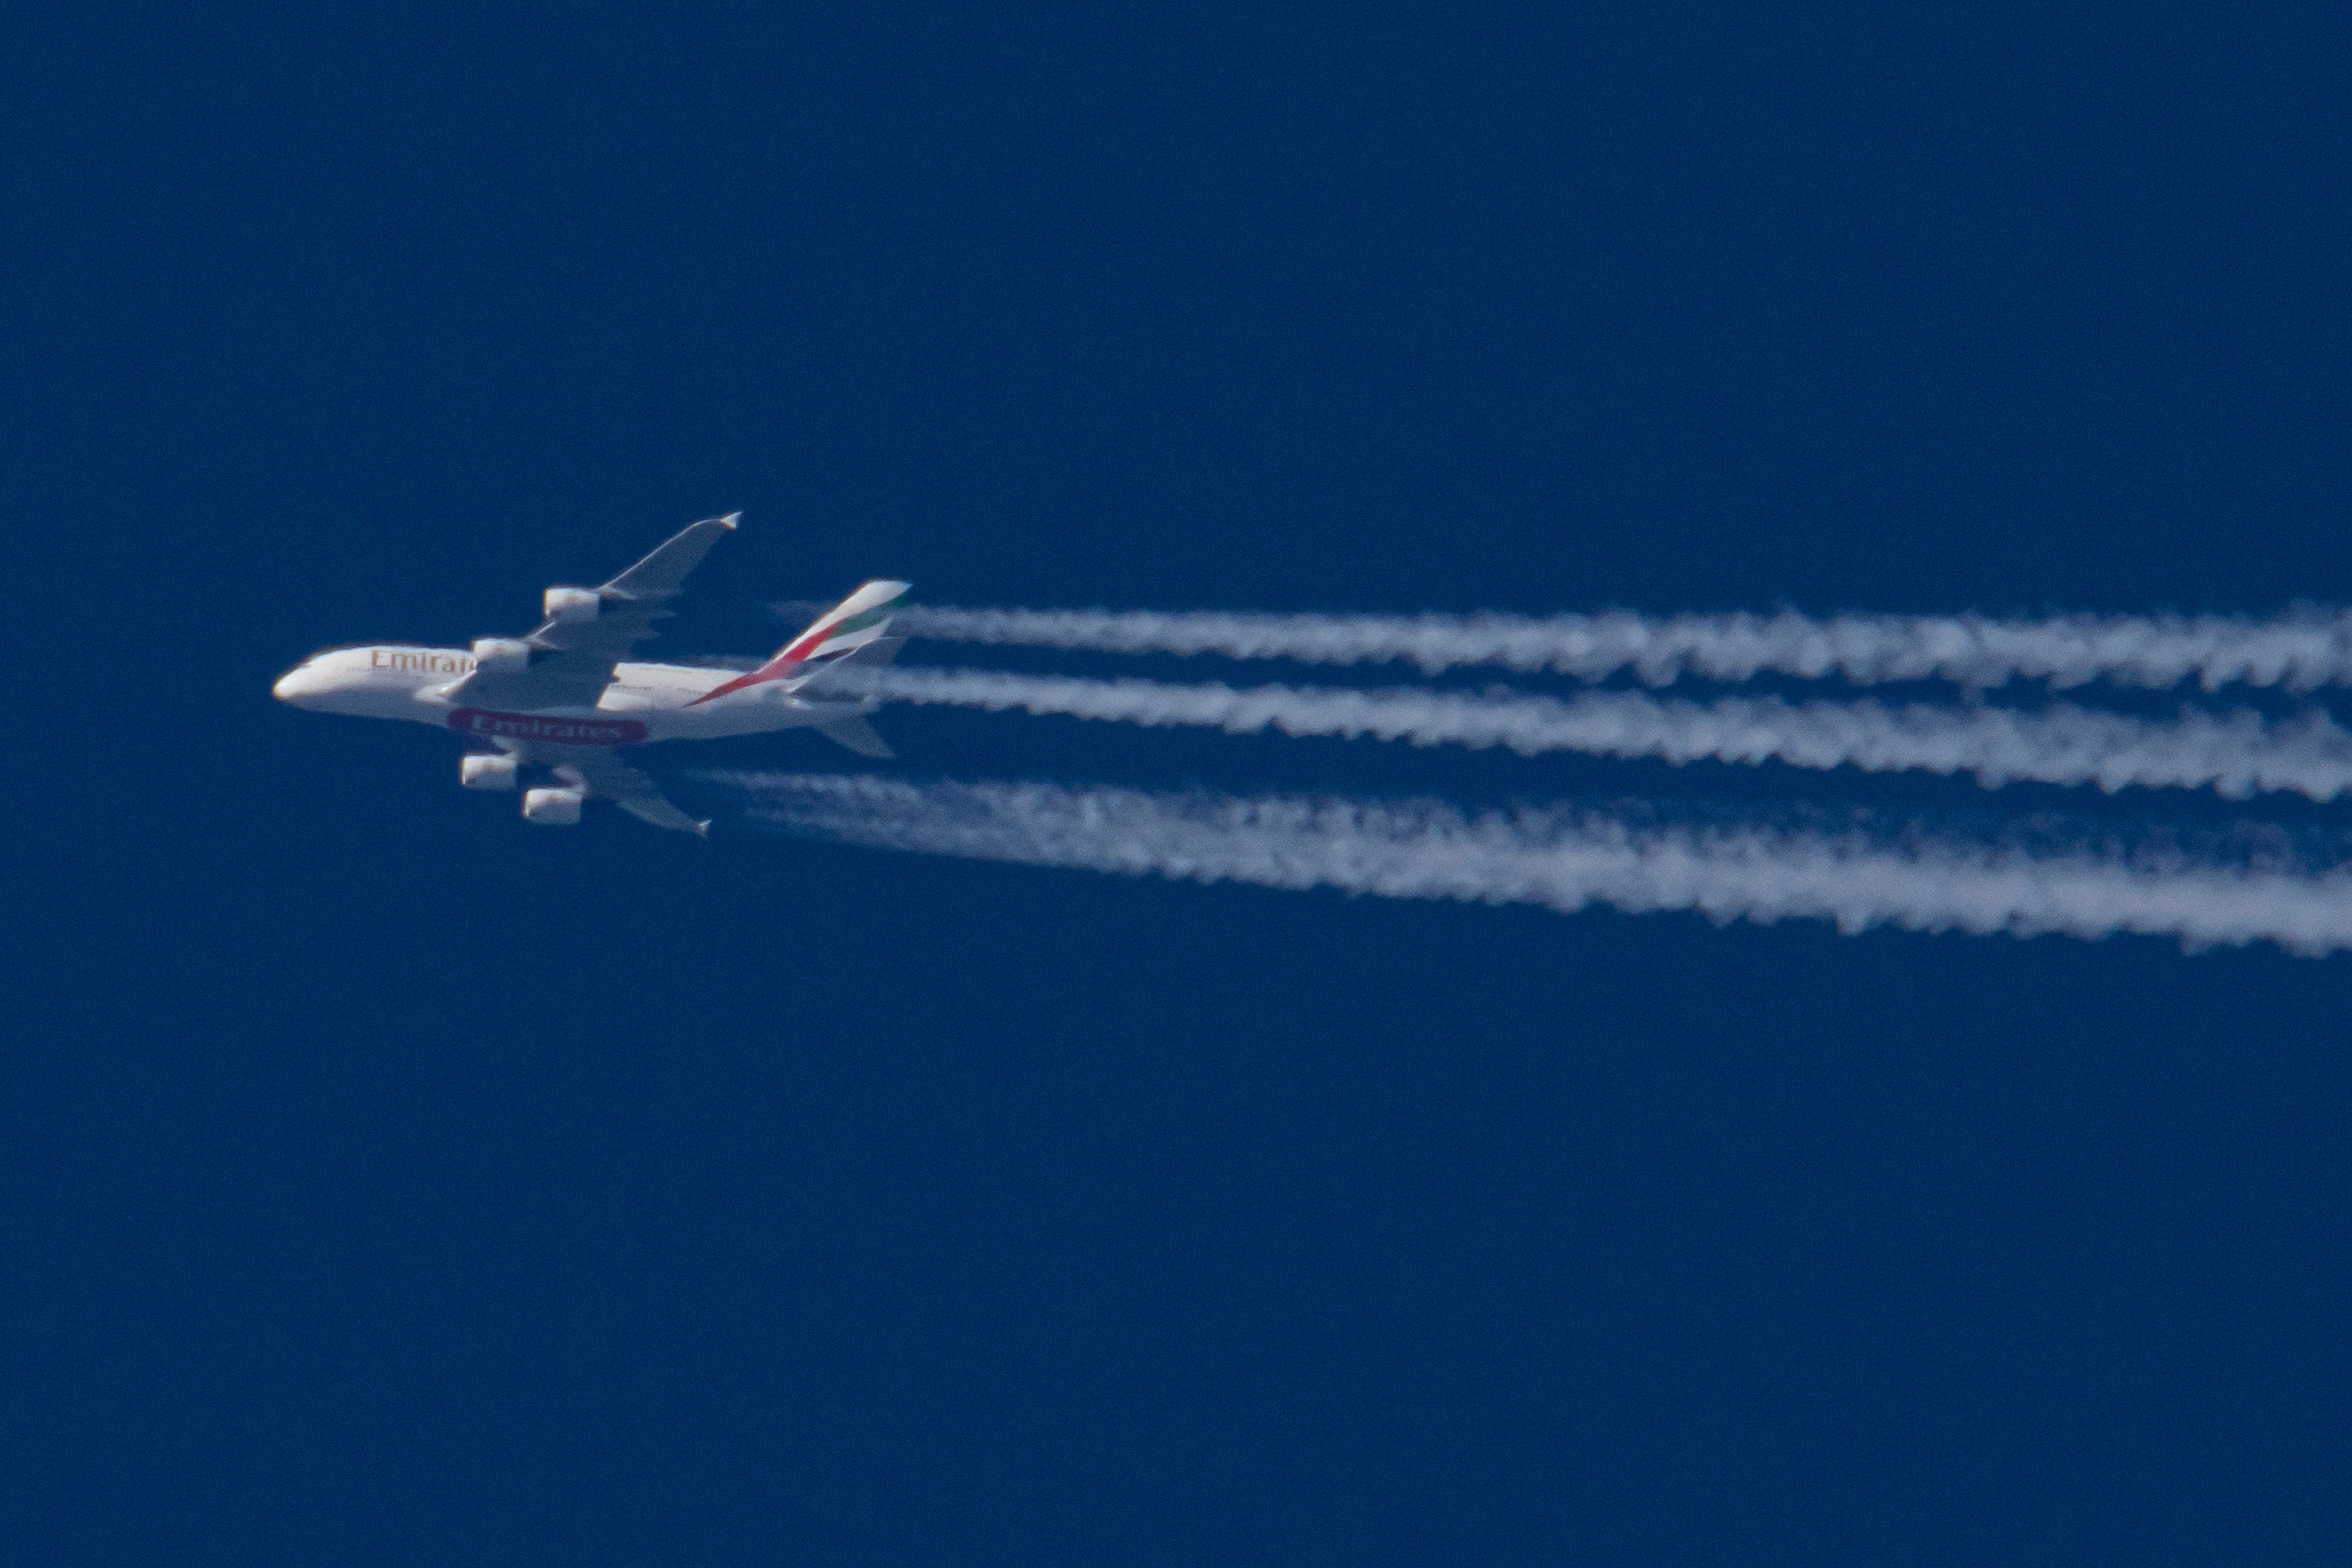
689,580 -> 912,705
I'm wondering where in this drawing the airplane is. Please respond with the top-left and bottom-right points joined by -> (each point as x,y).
271,514 -> 907,834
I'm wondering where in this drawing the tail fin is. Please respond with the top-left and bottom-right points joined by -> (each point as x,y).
788,635 -> 904,694
689,579 -> 911,706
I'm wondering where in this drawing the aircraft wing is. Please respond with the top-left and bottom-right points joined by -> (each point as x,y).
445,514 -> 739,710
514,743 -> 709,835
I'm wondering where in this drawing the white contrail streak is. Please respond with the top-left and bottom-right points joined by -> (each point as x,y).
840,666 -> 2352,800
706,771 -> 2352,955
885,604 -> 2352,692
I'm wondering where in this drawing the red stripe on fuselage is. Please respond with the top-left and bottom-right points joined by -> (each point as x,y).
686,653 -> 808,706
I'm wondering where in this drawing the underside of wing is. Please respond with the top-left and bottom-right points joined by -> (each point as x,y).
447,514 -> 740,710
509,741 -> 709,835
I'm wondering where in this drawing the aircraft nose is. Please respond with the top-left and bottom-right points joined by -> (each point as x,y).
273,664 -> 325,705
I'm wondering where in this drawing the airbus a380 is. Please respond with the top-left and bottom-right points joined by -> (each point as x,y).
272,514 -> 907,834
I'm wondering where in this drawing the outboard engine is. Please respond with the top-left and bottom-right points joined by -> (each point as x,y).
543,587 -> 600,624
471,637 -> 532,674
460,753 -> 518,791
522,786 -> 584,826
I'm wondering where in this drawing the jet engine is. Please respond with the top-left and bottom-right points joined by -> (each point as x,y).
543,587 -> 600,624
471,637 -> 532,673
522,786 -> 584,826
460,753 -> 518,791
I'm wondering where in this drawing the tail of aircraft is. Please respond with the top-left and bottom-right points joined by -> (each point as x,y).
802,636 -> 905,757
815,712 -> 896,758
688,579 -> 911,706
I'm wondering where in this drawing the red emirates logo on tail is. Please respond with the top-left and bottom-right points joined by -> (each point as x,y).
447,708 -> 647,746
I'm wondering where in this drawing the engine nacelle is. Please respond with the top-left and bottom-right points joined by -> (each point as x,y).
522,786 -> 584,826
460,753 -> 518,791
471,637 -> 532,674
544,586 -> 601,624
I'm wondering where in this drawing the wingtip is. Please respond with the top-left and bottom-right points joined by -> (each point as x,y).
693,819 -> 712,838
717,511 -> 741,529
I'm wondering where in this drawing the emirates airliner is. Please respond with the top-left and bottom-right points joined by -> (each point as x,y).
272,515 -> 906,833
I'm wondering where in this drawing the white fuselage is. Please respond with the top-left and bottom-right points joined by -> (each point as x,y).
270,644 -> 869,742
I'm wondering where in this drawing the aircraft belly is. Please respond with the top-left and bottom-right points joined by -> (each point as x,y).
325,688 -> 455,725
639,702 -> 825,742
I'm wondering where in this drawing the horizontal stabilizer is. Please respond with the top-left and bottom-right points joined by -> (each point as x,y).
818,714 -> 895,759
788,635 -> 906,693
842,634 -> 905,667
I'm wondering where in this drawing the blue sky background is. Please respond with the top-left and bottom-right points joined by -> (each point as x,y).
8,5 -> 2351,1562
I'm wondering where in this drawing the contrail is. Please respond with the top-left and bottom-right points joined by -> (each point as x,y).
705,771 -> 2352,955
836,665 -> 2352,800
881,604 -> 2352,692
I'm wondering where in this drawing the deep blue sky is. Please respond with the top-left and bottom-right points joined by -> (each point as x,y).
9,5 -> 2352,1563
